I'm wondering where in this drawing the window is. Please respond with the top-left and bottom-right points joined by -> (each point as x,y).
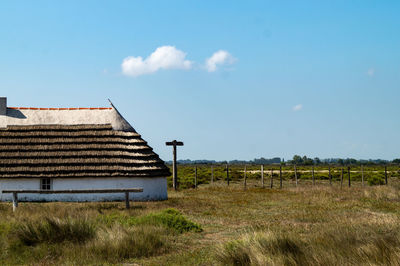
40,178 -> 52,190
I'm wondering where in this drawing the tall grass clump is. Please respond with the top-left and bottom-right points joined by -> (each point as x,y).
218,240 -> 251,266
88,225 -> 168,261
14,217 -> 96,246
216,231 -> 306,266
217,226 -> 400,265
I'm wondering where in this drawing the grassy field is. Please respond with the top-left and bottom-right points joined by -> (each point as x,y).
1,177 -> 400,265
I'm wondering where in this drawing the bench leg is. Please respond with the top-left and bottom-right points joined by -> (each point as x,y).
125,192 -> 130,209
12,192 -> 18,212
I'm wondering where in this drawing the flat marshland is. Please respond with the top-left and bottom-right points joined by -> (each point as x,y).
1,178 -> 400,265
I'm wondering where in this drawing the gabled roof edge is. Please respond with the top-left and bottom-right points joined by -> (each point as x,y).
108,99 -> 137,133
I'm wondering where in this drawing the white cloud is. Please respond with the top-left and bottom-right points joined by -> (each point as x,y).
367,68 -> 375,77
122,46 -> 192,77
205,50 -> 236,72
293,104 -> 303,111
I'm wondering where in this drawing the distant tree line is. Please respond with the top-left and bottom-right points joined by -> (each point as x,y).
227,157 -> 281,165
166,157 -> 281,165
166,156 -> 400,166
289,155 -> 399,166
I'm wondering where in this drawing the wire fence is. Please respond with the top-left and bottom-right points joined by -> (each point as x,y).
167,164 -> 400,190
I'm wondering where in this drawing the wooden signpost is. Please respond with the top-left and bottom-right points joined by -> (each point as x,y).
166,140 -> 184,191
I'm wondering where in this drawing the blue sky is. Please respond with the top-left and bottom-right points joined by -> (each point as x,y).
0,1 -> 399,161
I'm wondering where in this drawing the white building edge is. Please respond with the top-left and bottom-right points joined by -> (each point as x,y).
0,97 -> 170,202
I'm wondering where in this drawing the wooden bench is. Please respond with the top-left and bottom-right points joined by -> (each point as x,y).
2,188 -> 143,212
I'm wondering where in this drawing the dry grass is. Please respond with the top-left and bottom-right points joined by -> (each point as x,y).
86,225 -> 168,261
13,216 -> 96,246
1,180 -> 400,265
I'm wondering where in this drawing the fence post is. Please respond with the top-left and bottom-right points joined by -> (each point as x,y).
348,166 -> 351,187
195,165 -> 198,188
340,168 -> 343,189
361,165 -> 364,187
385,166 -> 388,185
211,165 -> 214,184
270,169 -> 274,188
125,192 -> 130,209
294,165 -> 298,187
329,165 -> 332,185
12,192 -> 18,212
312,165 -> 315,185
226,164 -> 229,186
261,164 -> 264,188
244,165 -> 247,189
280,165 -> 283,189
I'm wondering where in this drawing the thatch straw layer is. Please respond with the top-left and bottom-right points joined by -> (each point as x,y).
0,130 -> 140,138
0,137 -> 147,144
0,144 -> 151,151
0,150 -> 156,158
2,124 -> 114,131
0,158 -> 161,165
0,124 -> 170,178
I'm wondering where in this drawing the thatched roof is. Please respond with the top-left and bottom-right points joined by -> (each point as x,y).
0,105 -> 170,178
2,105 -> 134,131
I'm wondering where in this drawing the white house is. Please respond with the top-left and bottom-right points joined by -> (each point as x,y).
0,97 -> 170,202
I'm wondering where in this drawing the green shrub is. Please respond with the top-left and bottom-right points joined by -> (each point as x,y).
136,208 -> 202,233
248,172 -> 261,179
14,217 -> 96,246
368,176 -> 385,186
97,208 -> 202,234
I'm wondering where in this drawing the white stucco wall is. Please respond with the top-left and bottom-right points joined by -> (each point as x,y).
0,177 -> 167,202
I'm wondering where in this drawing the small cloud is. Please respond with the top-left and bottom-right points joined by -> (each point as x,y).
205,50 -> 236,72
102,69 -> 108,74
122,46 -> 192,77
293,104 -> 303,111
367,68 -> 375,77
